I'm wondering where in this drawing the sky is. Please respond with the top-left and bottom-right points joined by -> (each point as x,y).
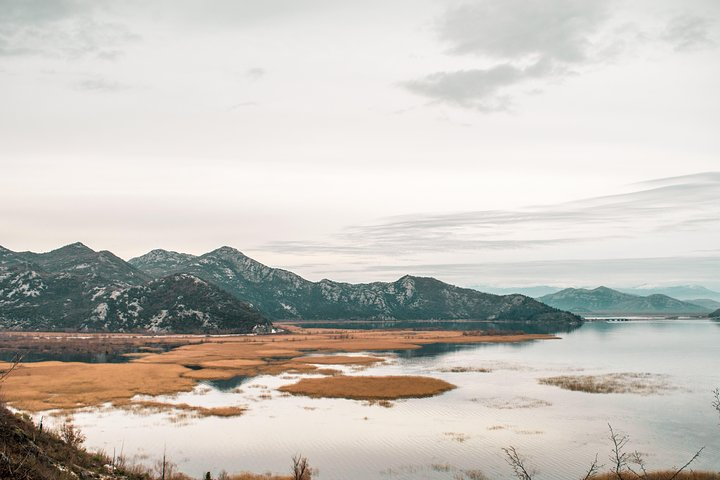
1,0 -> 719,289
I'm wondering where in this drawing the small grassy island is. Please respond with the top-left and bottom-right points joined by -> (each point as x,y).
278,375 -> 456,400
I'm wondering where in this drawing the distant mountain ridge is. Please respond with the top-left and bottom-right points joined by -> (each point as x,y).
0,244 -> 270,333
538,286 -> 711,315
617,285 -> 720,302
468,285 -> 563,298
687,298 -> 720,310
129,246 -> 582,324
1,243 -> 581,332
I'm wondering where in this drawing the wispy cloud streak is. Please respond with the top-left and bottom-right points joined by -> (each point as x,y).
261,173 -> 720,257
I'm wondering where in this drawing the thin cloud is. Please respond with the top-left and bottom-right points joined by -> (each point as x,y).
661,14 -> 715,51
402,59 -> 562,111
403,0 -> 610,110
338,256 -> 720,290
263,237 -> 602,256
259,173 -> 720,257
436,0 -> 609,63
0,1 -> 139,59
228,101 -> 260,111
74,76 -> 130,92
245,67 -> 266,80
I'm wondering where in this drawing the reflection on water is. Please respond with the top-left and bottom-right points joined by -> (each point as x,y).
391,342 -> 494,359
0,346 -> 172,364
44,320 -> 720,480
204,375 -> 251,391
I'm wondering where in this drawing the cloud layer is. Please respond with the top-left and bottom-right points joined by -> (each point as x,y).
403,0 -> 719,111
264,172 -> 720,257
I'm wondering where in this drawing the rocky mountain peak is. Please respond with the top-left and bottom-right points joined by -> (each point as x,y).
159,272 -> 209,286
55,242 -> 93,253
135,248 -> 195,262
208,246 -> 247,258
146,248 -> 173,258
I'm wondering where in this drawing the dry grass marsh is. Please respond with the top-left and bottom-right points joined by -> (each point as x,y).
277,375 -> 456,400
594,472 -> 720,480
0,328 -> 550,412
119,400 -> 246,417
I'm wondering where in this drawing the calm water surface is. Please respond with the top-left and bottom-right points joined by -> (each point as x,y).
43,320 -> 720,480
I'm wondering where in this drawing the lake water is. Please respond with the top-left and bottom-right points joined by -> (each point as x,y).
41,319 -> 720,480
0,343 -> 176,363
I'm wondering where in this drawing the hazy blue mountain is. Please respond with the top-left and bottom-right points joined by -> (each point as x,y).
539,286 -> 711,315
618,285 -> 720,302
710,309 -> 720,318
687,298 -> 720,310
0,244 -> 270,333
130,246 -> 582,324
469,285 -> 563,298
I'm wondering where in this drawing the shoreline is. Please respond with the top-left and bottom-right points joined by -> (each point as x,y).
0,327 -> 556,412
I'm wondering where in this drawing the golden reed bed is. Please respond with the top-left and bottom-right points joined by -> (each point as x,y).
0,327 -> 554,412
278,375 -> 456,400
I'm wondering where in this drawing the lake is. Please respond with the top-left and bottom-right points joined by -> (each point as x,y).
39,319 -> 720,480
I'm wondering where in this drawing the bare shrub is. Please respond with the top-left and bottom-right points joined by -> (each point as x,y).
581,455 -> 601,480
608,424 -> 631,480
59,419 -> 86,449
502,446 -> 534,480
608,424 -> 703,480
0,353 -> 23,405
0,353 -> 22,384
502,424 -> 705,480
154,449 -> 181,480
291,454 -> 311,480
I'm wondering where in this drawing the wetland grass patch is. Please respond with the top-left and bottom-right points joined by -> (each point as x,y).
278,375 -> 455,400
0,328 -> 549,412
539,372 -> 672,394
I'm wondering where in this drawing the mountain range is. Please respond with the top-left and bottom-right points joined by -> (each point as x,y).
617,285 -> 720,302
538,286 -> 712,315
128,247 -> 581,323
0,243 -> 269,333
469,285 -> 563,298
0,243 -> 581,332
475,284 -> 720,311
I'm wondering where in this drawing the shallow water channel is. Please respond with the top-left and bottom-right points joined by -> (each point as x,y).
39,319 -> 720,480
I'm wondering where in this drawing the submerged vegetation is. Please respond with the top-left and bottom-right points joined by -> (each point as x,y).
120,400 -> 246,418
538,373 -> 673,395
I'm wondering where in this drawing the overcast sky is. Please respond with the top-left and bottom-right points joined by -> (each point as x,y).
1,0 -> 719,289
